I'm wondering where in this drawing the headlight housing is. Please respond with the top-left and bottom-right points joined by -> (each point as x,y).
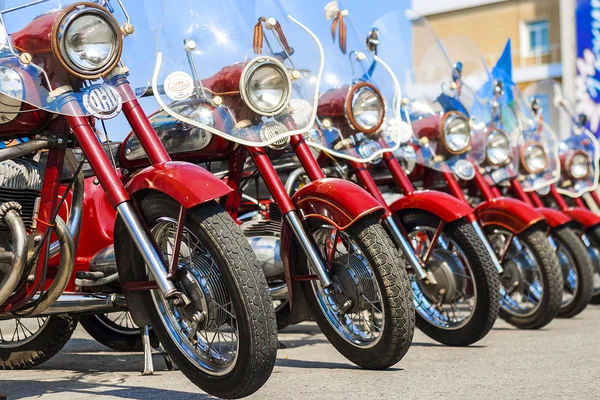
521,141 -> 547,174
485,130 -> 511,166
240,56 -> 292,116
568,150 -> 591,180
357,139 -> 382,162
52,3 -> 122,79
346,83 -> 384,134
441,112 -> 471,154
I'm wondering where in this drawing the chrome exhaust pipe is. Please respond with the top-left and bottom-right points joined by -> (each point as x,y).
0,293 -> 127,318
0,204 -> 28,306
269,282 -> 288,300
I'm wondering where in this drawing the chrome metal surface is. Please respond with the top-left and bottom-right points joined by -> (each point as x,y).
247,235 -> 283,278
383,215 -> 428,281
0,294 -> 127,318
0,140 -> 48,163
551,234 -> 578,308
284,167 -> 306,196
116,202 -> 176,296
581,233 -> 600,297
142,325 -> 154,375
269,282 -> 288,299
285,211 -> 333,287
0,209 -> 27,305
0,316 -> 49,349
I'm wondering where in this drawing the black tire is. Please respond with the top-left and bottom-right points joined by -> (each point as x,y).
581,225 -> 600,305
79,313 -> 158,352
491,225 -> 563,329
117,194 -> 277,399
552,227 -> 594,318
400,211 -> 500,346
0,314 -> 77,369
300,215 -> 414,370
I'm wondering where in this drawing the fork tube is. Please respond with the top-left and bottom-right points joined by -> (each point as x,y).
472,168 -> 496,201
441,170 -> 465,199
528,191 -> 545,208
591,191 -> 600,207
573,197 -> 586,208
224,146 -> 247,220
510,179 -> 534,206
382,152 -> 415,195
550,185 -> 570,211
289,134 -> 325,181
113,78 -> 171,165
350,160 -> 429,281
248,145 -> 333,287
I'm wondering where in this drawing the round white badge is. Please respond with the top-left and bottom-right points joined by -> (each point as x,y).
164,71 -> 194,101
0,27 -> 7,50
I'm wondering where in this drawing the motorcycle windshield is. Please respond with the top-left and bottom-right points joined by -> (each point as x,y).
373,14 -> 488,175
443,37 -> 521,184
523,80 -> 599,197
0,0 -> 154,116
276,1 -> 403,163
514,84 -> 560,192
149,0 -> 322,148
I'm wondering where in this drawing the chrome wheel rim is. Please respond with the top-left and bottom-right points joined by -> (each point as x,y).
490,229 -> 543,317
94,312 -> 140,335
150,217 -> 239,376
310,225 -> 384,349
581,233 -> 600,297
409,226 -> 476,330
0,317 -> 50,348
549,235 -> 578,308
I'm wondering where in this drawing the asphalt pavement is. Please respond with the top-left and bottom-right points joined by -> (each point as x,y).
1,307 -> 599,399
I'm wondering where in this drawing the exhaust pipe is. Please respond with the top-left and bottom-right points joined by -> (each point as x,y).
0,203 -> 28,306
0,293 -> 127,318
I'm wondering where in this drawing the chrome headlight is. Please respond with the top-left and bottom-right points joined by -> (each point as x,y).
53,4 -> 122,79
357,139 -> 382,162
569,151 -> 591,179
240,56 -> 292,116
441,112 -> 471,154
347,83 -> 384,133
486,130 -> 510,166
521,141 -> 547,174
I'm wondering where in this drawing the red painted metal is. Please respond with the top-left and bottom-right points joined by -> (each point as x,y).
382,152 -> 415,195
169,206 -> 187,277
474,197 -> 545,234
350,160 -> 392,218
528,191 -> 545,208
388,190 -> 473,223
423,220 -> 446,264
122,281 -> 160,292
472,168 -> 496,201
563,207 -> 600,229
293,275 -> 319,281
491,186 -> 502,198
11,11 -> 56,55
592,191 -> 600,207
510,179 -> 534,207
536,207 -> 572,228
248,146 -> 296,215
574,197 -> 586,208
126,161 -> 231,209
291,178 -> 384,230
0,103 -> 50,139
223,146 -> 247,220
118,86 -> 171,165
290,134 -> 325,181
441,170 -> 464,199
549,185 -> 570,211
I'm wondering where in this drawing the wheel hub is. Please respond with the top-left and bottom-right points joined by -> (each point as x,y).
176,254 -> 231,329
331,253 -> 378,314
418,249 -> 464,304
501,251 -> 536,295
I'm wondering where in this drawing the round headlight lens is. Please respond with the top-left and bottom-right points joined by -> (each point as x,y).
350,86 -> 384,132
56,7 -> 121,77
486,130 -> 510,165
241,57 -> 291,116
570,152 -> 590,179
522,142 -> 547,174
442,113 -> 471,154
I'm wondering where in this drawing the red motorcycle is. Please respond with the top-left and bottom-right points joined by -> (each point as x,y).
0,1 -> 279,398
521,80 -> 600,306
400,33 -> 563,329
119,0 -> 414,369
292,5 -> 500,347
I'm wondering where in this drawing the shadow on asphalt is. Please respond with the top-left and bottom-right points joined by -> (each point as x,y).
1,375 -> 213,400
275,358 -> 402,372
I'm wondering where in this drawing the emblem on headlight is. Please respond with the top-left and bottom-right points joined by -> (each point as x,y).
82,85 -> 122,119
260,121 -> 289,150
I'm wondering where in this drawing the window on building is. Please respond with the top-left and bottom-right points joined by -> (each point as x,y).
526,20 -> 550,54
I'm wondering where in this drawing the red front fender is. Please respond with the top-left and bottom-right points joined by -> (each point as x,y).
291,178 -> 384,230
537,207 -> 572,228
389,190 -> 474,223
474,197 -> 546,234
126,161 -> 231,209
563,207 -> 600,229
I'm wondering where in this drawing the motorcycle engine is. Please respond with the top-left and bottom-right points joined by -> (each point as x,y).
0,157 -> 44,230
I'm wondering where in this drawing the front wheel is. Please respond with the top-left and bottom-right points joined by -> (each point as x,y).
580,225 -> 600,305
487,225 -> 563,329
400,211 -> 500,346
299,215 -> 414,370
116,194 -> 278,399
550,227 -> 593,318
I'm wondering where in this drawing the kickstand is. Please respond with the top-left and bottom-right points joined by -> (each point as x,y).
153,343 -> 175,371
141,325 -> 154,375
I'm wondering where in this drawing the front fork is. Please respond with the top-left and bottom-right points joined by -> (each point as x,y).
246,134 -> 333,288
61,78 -> 178,298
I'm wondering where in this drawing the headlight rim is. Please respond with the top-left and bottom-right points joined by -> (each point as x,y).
345,82 -> 385,134
440,111 -> 472,155
520,140 -> 548,174
485,128 -> 511,166
567,149 -> 591,180
239,55 -> 292,117
51,2 -> 123,80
